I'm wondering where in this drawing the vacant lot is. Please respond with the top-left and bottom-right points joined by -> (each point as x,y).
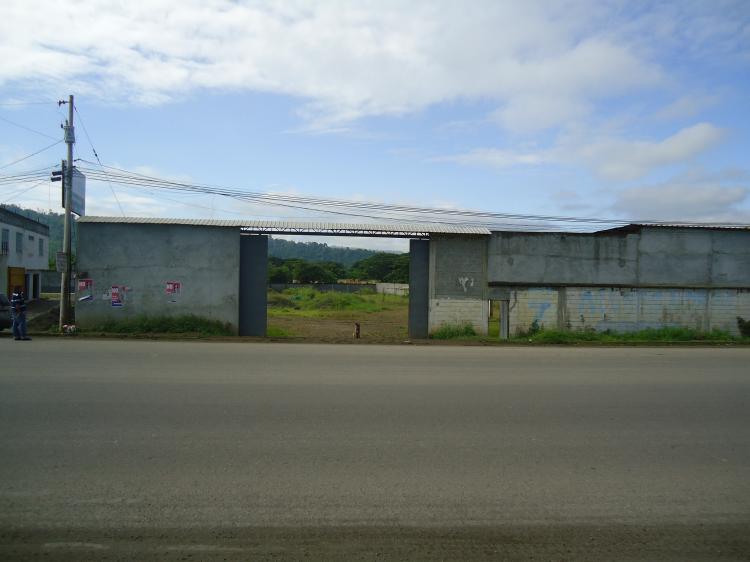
267,287 -> 409,342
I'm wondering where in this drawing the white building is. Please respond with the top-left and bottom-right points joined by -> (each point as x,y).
0,206 -> 50,299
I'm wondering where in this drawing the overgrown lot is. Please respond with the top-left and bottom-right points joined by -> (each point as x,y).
267,287 -> 409,341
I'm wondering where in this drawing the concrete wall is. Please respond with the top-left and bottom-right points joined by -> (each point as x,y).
1,212 -> 50,297
76,223 -> 241,332
507,286 -> 750,336
376,282 -> 409,296
489,227 -> 750,288
428,235 -> 488,335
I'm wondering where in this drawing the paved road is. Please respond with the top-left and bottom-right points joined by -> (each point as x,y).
1,339 -> 749,560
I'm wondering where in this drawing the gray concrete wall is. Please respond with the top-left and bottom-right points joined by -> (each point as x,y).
76,223 -> 241,332
429,235 -> 488,335
489,227 -> 750,289
506,286 -> 750,337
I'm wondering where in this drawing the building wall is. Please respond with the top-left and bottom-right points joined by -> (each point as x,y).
488,227 -> 750,288
428,235 -> 488,335
1,210 -> 49,297
76,222 -> 241,332
507,286 -> 750,336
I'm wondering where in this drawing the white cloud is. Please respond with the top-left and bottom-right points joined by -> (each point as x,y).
655,94 -> 720,121
612,169 -> 750,223
577,122 -> 726,180
438,122 -> 727,181
436,148 -> 553,168
1,0 -> 667,131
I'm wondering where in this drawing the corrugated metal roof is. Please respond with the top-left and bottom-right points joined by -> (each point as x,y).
599,222 -> 750,234
77,216 -> 491,237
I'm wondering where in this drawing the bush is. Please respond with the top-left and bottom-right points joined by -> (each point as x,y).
430,323 -> 477,339
88,314 -> 233,336
513,326 -> 738,344
738,317 -> 750,338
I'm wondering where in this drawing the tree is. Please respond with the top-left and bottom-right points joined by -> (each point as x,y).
349,252 -> 409,283
268,265 -> 292,283
293,262 -> 337,283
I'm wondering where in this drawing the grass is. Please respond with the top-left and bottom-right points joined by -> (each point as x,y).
430,323 -> 478,340
86,314 -> 233,336
267,287 -> 408,318
509,326 -> 745,344
266,326 -> 294,338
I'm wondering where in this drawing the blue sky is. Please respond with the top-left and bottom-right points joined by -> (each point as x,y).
1,1 -> 748,251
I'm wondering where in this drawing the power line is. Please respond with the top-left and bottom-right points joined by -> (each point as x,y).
75,161 -> 750,230
0,140 -> 63,170
0,114 -> 60,141
1,179 -> 48,204
73,106 -> 125,216
0,100 -> 57,106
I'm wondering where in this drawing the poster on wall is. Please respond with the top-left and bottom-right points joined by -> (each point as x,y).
111,285 -> 123,307
166,281 -> 181,303
77,279 -> 94,302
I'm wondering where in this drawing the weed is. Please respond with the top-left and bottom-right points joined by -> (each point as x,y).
511,326 -> 740,344
267,287 -> 407,317
430,323 -> 478,339
88,315 -> 233,336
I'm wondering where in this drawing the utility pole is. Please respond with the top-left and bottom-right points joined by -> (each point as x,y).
59,95 -> 74,330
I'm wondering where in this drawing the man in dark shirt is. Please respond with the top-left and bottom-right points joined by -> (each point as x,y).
10,286 -> 31,341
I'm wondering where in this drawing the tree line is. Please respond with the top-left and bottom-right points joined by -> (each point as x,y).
269,252 -> 409,284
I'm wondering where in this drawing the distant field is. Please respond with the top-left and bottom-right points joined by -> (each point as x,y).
267,287 -> 409,342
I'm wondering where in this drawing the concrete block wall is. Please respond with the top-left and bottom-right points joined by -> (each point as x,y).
508,287 -> 558,334
76,223 -> 241,332
430,299 -> 487,333
489,227 -> 750,289
429,235 -> 488,335
508,286 -> 750,336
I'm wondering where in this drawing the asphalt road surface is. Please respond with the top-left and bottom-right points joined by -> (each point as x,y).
1,339 -> 749,560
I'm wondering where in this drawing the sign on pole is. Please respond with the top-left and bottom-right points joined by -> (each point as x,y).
62,167 -> 86,216
56,252 -> 67,272
70,168 -> 86,216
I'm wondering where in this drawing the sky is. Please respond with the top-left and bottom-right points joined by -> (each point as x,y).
1,0 -> 749,251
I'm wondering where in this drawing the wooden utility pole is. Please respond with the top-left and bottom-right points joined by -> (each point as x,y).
59,95 -> 74,330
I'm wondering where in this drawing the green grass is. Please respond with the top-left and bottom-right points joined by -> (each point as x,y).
267,287 -> 408,318
266,326 -> 294,338
430,323 -> 478,339
510,326 -> 743,344
87,314 -> 233,336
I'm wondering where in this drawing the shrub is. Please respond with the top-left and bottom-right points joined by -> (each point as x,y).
430,323 -> 477,339
737,317 -> 750,338
88,314 -> 233,336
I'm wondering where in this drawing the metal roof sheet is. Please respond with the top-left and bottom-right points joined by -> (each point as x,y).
77,216 -> 491,237
599,222 -> 750,233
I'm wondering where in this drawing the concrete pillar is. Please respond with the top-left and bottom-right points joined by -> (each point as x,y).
239,235 -> 268,337
409,239 -> 429,339
500,300 -> 509,340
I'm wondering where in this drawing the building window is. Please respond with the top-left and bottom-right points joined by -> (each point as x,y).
16,232 -> 23,254
1,228 -> 8,255
39,237 -> 44,256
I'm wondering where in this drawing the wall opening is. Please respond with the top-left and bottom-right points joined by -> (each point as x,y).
488,299 -> 509,340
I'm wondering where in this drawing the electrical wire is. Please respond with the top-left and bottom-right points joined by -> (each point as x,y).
0,140 -> 63,171
74,106 -> 125,216
1,179 -> 49,204
0,114 -> 60,141
74,161 -> 750,230
0,100 -> 57,106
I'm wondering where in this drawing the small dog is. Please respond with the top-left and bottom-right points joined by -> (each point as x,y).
62,324 -> 77,335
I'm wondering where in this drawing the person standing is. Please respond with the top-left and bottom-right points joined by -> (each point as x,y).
10,286 -> 31,341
